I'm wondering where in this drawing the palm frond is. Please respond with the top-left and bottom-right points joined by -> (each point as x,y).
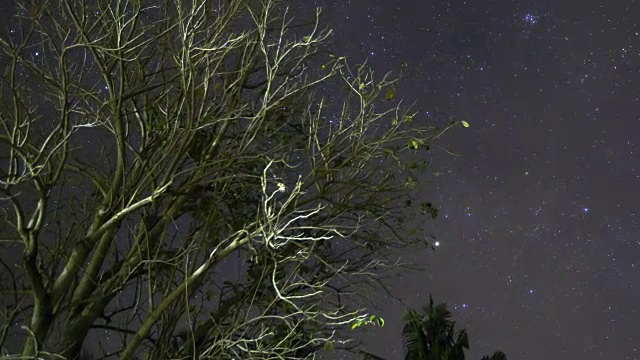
402,309 -> 430,360
480,350 -> 507,360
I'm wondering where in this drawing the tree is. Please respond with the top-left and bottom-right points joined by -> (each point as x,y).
401,295 -> 506,360
0,1 -> 457,359
359,295 -> 506,360
401,295 -> 469,360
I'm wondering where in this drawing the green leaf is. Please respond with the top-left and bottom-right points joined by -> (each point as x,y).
408,138 -> 423,150
405,176 -> 418,190
370,315 -> 376,322
461,120 -> 470,128
402,114 -> 415,123
154,117 -> 168,131
420,202 -> 438,219
351,322 -> 359,330
377,317 -> 385,327
359,83 -> 365,90
303,35 -> 311,42
385,89 -> 395,100
324,341 -> 335,351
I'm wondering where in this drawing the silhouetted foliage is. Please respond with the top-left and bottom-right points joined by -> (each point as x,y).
359,294 -> 506,360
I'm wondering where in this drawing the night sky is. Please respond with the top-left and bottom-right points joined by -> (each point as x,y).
316,1 -> 640,359
1,1 -> 639,359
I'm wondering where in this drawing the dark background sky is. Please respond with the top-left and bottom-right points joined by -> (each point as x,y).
1,0 -> 638,359
316,0 -> 640,359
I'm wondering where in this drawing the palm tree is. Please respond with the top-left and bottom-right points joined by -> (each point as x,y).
356,294 -> 506,360
401,295 -> 469,360
400,295 -> 506,360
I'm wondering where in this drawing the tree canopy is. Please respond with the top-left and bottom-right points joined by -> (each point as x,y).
0,1 -> 459,359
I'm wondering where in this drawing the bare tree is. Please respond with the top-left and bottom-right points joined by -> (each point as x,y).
0,0 -> 458,359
